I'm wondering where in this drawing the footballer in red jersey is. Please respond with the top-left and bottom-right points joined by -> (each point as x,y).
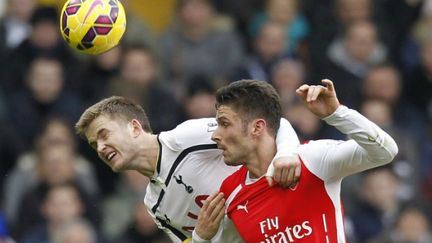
194,79 -> 398,243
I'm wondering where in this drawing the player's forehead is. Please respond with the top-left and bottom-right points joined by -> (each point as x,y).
216,105 -> 240,121
84,115 -> 120,140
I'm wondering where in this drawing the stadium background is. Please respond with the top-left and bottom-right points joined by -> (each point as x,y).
0,0 -> 431,242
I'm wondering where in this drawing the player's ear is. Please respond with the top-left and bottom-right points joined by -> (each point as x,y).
252,119 -> 266,136
128,119 -> 142,137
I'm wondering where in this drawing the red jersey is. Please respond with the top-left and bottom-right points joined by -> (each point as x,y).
219,106 -> 398,243
221,163 -> 340,243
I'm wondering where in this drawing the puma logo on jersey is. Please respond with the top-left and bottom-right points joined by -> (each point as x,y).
237,201 -> 249,213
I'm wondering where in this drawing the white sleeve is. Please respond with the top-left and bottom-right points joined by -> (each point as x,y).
299,106 -> 398,181
191,230 -> 210,243
159,118 -> 218,151
274,117 -> 300,159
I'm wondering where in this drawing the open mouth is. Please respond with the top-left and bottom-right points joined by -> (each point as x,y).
107,151 -> 117,161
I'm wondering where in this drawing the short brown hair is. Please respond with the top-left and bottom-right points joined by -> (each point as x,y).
215,80 -> 281,136
75,96 -> 152,138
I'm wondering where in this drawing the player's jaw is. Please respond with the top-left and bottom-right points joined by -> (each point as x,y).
99,146 -> 126,172
217,144 -> 241,166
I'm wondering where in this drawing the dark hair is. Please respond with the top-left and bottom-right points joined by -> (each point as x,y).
215,80 -> 281,136
30,6 -> 58,26
186,75 -> 215,96
75,96 -> 152,137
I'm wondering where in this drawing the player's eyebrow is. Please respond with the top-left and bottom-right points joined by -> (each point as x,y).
88,128 -> 106,149
216,116 -> 228,124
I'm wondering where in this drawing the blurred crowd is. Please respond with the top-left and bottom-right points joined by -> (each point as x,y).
0,0 -> 431,242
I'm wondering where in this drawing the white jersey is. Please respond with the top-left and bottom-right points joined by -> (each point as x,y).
144,118 -> 299,242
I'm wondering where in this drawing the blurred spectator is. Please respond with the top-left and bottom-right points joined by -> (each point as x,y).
1,6 -> 79,93
0,0 -> 36,58
401,34 -> 432,197
0,82 -> 23,192
283,100 -> 321,142
372,0 -> 422,64
316,20 -> 388,108
272,59 -> 306,105
211,0 -> 263,51
0,118 -> 24,199
361,64 -> 428,199
119,0 -> 156,48
6,56 -> 83,151
115,203 -> 171,243
403,0 -> 432,72
232,21 -> 289,84
20,183 -> 100,243
107,43 -> 183,133
13,144 -> 99,240
54,219 -> 99,243
0,2 -> 4,17
329,19 -> 387,77
181,75 -> 216,119
370,204 -> 432,243
283,100 -> 341,142
248,0 -> 309,54
78,46 -> 122,106
101,171 -> 149,241
159,0 -> 244,84
350,166 -> 403,242
404,35 -> 432,124
360,99 -> 421,201
0,211 -> 15,243
303,0 -> 374,73
335,0 -> 371,25
304,0 -> 421,75
3,116 -> 98,226
362,63 -> 425,141
271,59 -> 341,141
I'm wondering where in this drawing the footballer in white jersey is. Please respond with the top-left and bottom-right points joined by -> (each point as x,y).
76,96 -> 300,243
144,117 -> 298,243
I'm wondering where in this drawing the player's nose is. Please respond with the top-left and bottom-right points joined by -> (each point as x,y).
211,129 -> 221,143
96,141 -> 106,153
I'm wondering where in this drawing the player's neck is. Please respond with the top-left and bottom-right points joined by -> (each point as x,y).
246,136 -> 276,179
136,134 -> 159,178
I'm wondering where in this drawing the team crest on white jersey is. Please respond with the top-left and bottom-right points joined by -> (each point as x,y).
237,201 -> 249,213
207,122 -> 218,132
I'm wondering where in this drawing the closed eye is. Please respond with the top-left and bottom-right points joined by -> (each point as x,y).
89,141 -> 96,150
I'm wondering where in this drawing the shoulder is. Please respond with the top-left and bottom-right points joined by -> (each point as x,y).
162,118 -> 217,137
220,166 -> 247,198
159,118 -> 217,151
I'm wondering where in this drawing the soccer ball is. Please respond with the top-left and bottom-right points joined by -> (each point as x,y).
60,0 -> 127,55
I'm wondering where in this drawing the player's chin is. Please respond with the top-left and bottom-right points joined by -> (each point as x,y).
223,158 -> 240,167
110,159 -> 126,172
